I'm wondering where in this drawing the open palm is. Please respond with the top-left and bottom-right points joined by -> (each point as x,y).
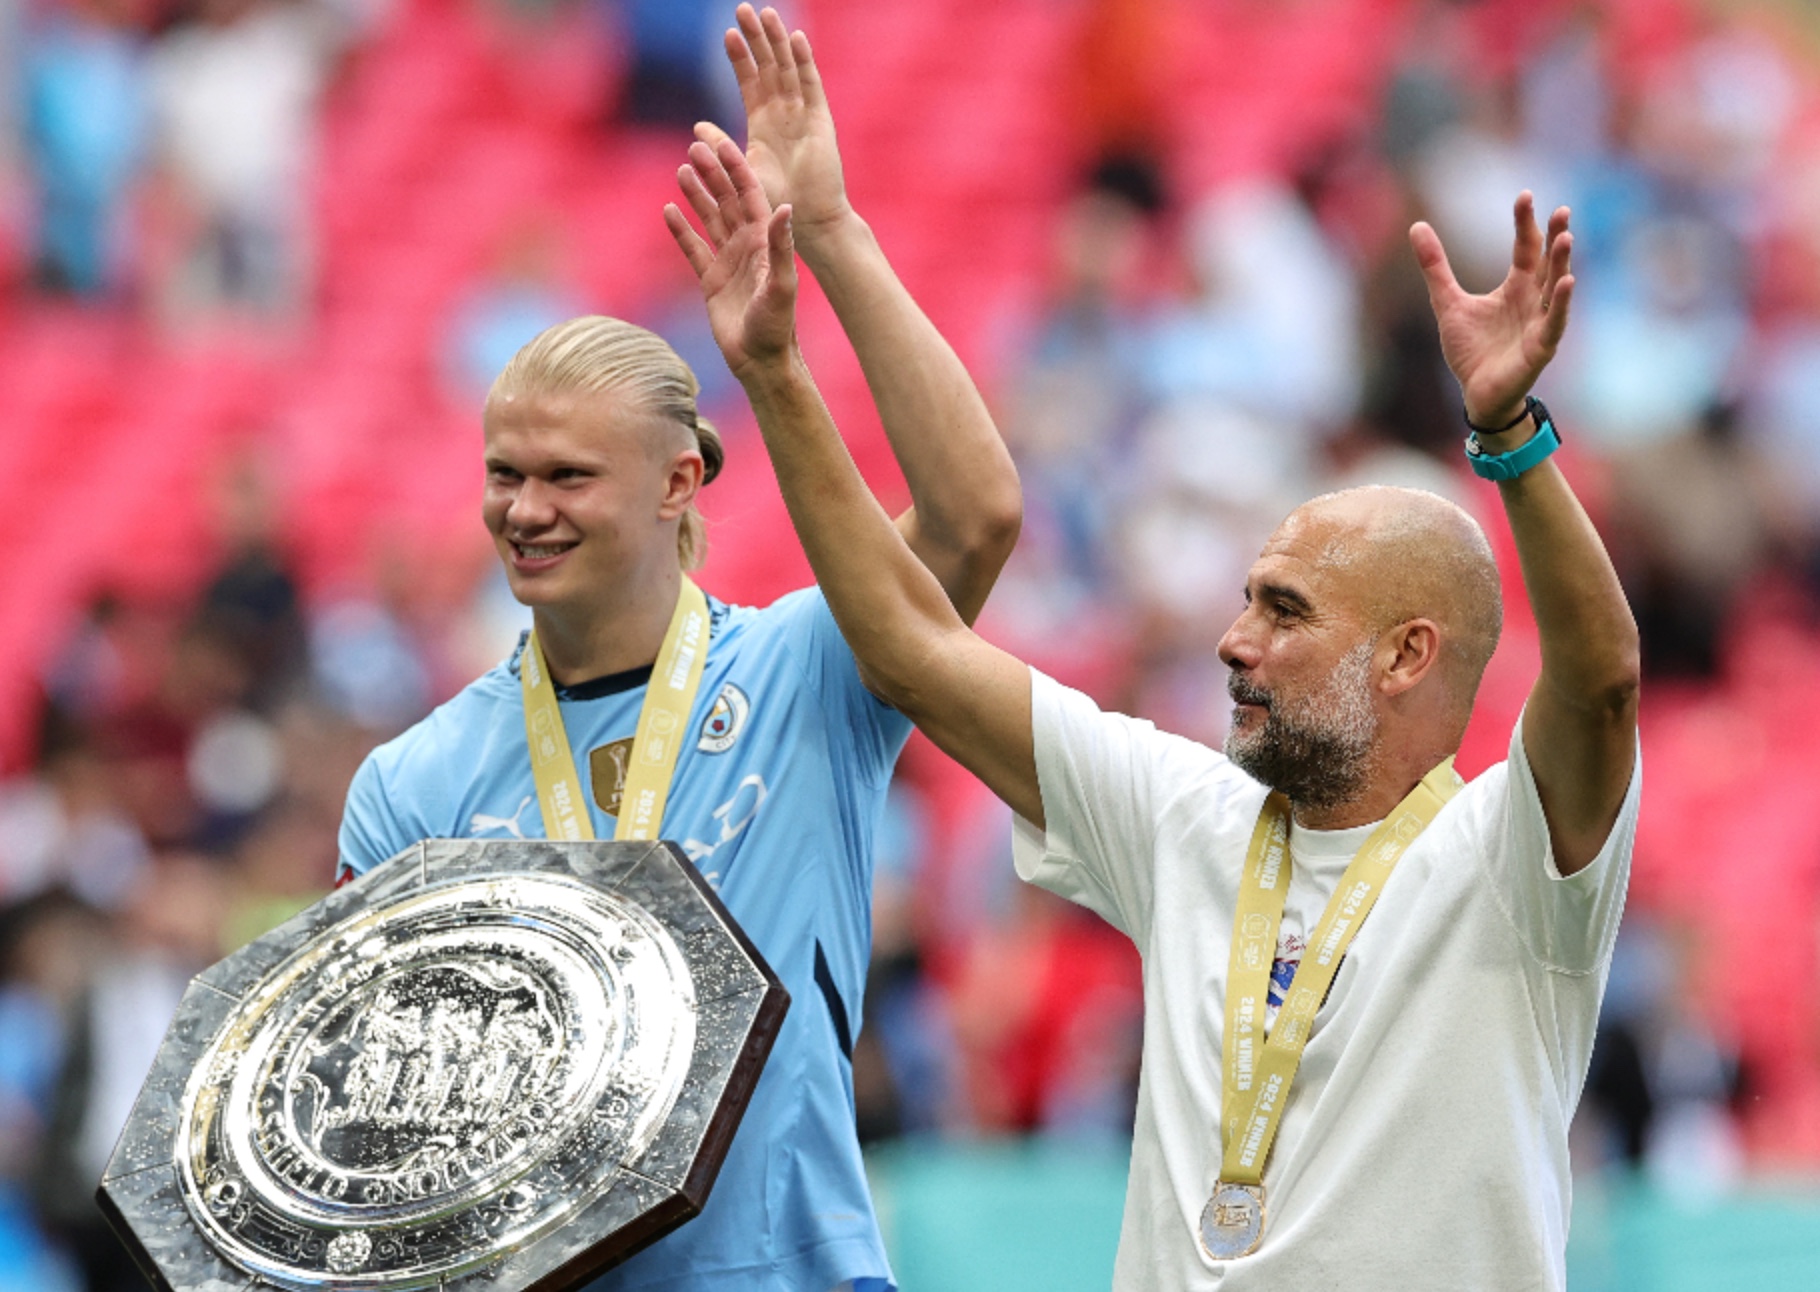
695,4 -> 849,237
1411,193 -> 1575,428
666,138 -> 798,378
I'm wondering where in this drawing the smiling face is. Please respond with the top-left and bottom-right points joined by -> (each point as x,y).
1216,509 -> 1385,811
481,385 -> 700,622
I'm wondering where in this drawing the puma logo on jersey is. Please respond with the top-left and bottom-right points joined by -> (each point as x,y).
470,795 -> 534,839
697,683 -> 750,754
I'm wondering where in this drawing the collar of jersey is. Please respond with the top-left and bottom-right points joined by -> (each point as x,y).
507,597 -> 728,700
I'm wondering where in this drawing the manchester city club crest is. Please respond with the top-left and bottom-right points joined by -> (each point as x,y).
697,684 -> 750,754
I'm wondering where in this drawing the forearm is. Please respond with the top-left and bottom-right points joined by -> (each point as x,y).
1496,452 -> 1639,715
1495,449 -> 1640,871
735,347 -> 1043,824
798,213 -> 1022,623
738,346 -> 971,692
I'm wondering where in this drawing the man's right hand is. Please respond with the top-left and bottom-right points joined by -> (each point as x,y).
665,138 -> 800,383
694,4 -> 852,244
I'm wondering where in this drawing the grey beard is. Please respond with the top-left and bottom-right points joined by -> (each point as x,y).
1223,644 -> 1379,811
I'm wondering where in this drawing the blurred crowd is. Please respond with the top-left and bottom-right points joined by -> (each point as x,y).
978,0 -> 1820,1187
6,0 -> 1820,1286
2,0 -> 366,325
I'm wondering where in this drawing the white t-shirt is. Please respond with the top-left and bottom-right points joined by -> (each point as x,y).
1012,671 -> 1639,1292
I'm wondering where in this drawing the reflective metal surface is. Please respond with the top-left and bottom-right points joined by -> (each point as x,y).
1198,1182 -> 1266,1261
98,839 -> 788,1292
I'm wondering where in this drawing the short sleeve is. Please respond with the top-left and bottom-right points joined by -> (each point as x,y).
774,589 -> 913,787
337,750 -> 415,882
1481,719 -> 1640,975
1011,671 -> 1206,941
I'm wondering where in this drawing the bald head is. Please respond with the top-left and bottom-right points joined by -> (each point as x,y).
1275,486 -> 1503,718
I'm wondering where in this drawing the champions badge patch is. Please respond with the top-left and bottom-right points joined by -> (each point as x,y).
698,683 -> 750,754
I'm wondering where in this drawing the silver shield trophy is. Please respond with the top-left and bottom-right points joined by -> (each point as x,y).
95,839 -> 789,1292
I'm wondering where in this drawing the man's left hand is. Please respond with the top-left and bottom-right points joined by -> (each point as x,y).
1410,193 -> 1575,429
696,4 -> 851,244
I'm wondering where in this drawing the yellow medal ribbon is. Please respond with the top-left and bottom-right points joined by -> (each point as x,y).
520,577 -> 711,842
1215,759 -> 1463,1214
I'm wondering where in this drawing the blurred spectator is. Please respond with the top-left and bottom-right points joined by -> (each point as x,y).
441,222 -> 587,404
94,611 -> 255,849
995,154 -> 1168,643
1121,400 -> 1315,588
607,0 -> 729,128
0,0 -> 21,164
219,797 -> 331,950
147,0 -> 348,324
1355,174 -> 1466,462
41,597 -> 137,727
31,854 -> 225,1292
950,885 -> 1142,1141
0,892 -> 93,1292
1518,3 -> 1611,171
1377,0 -> 1470,169
1576,918 -> 1746,1189
853,778 -> 956,1145
307,571 -> 434,735
0,0 -> 23,286
1606,404 -> 1798,679
1146,177 -> 1362,429
1411,81 -> 1560,294
200,452 -> 307,713
21,0 -> 149,298
1569,210 -> 1749,447
0,710 -> 149,909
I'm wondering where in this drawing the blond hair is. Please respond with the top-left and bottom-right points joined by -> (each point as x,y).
491,315 -> 724,570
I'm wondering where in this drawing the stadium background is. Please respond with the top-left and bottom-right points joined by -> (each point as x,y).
5,0 -> 1820,1285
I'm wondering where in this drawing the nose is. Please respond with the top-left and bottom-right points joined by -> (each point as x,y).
1217,607 -> 1258,671
505,477 -> 556,532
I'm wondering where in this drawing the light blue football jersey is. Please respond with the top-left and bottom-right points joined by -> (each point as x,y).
338,588 -> 909,1292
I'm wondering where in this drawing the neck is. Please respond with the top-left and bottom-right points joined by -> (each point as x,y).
532,566 -> 682,685
1291,786 -> 1404,831
1290,747 -> 1452,831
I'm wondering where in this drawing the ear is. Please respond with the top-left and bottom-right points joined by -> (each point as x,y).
1377,619 -> 1442,699
656,448 -> 706,521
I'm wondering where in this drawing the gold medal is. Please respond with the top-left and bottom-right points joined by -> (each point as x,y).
1198,1181 -> 1265,1260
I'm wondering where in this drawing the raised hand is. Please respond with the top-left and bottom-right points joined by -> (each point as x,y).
693,4 -> 849,240
1410,193 -> 1575,429
665,137 -> 798,379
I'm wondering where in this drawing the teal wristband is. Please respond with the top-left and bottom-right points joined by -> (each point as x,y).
1464,397 -> 1560,481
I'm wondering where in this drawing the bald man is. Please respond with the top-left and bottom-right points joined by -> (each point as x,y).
668,138 -> 1637,1292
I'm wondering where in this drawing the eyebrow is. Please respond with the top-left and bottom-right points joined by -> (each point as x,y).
483,455 -> 597,474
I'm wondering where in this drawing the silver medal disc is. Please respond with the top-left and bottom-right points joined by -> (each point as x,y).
1198,1181 -> 1265,1260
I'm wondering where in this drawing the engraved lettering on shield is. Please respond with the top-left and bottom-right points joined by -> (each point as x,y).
289,961 -> 563,1178
172,873 -> 700,1289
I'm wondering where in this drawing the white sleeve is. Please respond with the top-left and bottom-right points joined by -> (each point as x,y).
1010,670 -> 1209,942
1480,718 -> 1641,975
